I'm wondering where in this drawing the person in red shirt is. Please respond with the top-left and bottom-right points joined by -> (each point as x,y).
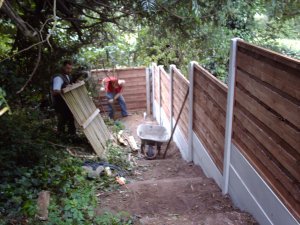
101,77 -> 129,119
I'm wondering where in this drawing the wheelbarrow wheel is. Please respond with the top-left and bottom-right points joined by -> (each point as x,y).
144,145 -> 158,160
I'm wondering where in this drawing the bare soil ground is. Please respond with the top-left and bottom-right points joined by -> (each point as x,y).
96,113 -> 258,225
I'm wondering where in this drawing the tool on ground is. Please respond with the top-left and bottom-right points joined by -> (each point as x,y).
163,87 -> 189,159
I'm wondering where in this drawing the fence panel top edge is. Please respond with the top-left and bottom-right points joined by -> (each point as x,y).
237,40 -> 300,70
173,67 -> 189,86
159,66 -> 170,79
91,66 -> 146,73
194,63 -> 228,92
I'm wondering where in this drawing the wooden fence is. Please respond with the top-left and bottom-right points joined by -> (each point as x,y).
151,39 -> 299,224
153,65 -> 189,141
232,40 -> 300,220
173,66 -> 189,141
192,64 -> 228,173
62,81 -> 110,156
90,67 -> 147,115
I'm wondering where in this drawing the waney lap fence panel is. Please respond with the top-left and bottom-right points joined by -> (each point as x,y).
172,67 -> 189,141
232,40 -> 300,220
91,67 -> 147,114
192,64 -> 228,173
160,67 -> 171,120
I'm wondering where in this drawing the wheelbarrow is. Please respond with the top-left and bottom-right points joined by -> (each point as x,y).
137,124 -> 170,159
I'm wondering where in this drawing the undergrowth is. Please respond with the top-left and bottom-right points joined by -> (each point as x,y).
0,109 -> 133,225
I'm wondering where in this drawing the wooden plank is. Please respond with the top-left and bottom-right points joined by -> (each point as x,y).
62,80 -> 85,93
232,120 -> 300,211
62,84 -> 109,156
237,40 -> 300,70
236,69 -> 300,128
173,104 -> 189,125
237,50 -> 300,100
63,93 -> 84,123
235,85 -> 300,152
173,67 -> 189,86
193,101 -> 225,155
194,64 -> 228,92
194,88 -> 226,135
193,124 -> 223,172
173,108 -> 189,123
194,79 -> 227,114
82,109 -> 100,129
91,66 -> 146,73
173,76 -> 189,90
77,87 -> 107,149
232,119 -> 300,196
234,104 -> 300,181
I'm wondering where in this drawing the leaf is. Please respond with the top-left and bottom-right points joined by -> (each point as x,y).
0,106 -> 9,116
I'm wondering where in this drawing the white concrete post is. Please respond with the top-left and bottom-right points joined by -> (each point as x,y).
188,61 -> 196,162
158,65 -> 162,125
222,38 -> 240,195
146,67 -> 151,116
151,63 -> 156,118
169,64 -> 176,134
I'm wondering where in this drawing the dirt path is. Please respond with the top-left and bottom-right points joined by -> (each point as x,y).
96,113 -> 258,225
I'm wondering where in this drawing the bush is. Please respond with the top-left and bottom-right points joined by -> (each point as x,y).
0,108 -> 127,224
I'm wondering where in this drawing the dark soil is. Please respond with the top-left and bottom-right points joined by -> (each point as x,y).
96,113 -> 258,225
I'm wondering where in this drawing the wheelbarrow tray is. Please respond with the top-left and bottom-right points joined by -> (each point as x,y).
137,124 -> 170,143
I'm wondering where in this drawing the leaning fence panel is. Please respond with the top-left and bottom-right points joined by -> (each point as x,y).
62,81 -> 110,156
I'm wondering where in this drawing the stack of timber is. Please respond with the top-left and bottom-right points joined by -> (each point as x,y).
62,81 -> 111,156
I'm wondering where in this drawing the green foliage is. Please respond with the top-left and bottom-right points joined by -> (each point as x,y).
0,109 -> 127,224
0,88 -> 10,116
106,142 -> 131,171
94,212 -> 133,225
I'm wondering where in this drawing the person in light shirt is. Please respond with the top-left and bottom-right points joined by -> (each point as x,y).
51,60 -> 76,136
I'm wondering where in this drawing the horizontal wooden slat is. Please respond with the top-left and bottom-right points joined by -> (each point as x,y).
194,73 -> 227,113
194,88 -> 226,134
237,41 -> 300,70
232,121 -> 300,215
193,120 -> 223,172
234,103 -> 300,181
63,81 -> 85,93
236,69 -> 300,128
194,64 -> 228,92
173,67 -> 189,86
237,50 -> 300,100
193,106 -> 224,168
235,85 -> 300,152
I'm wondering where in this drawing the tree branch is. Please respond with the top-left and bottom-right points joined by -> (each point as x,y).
16,42 -> 42,94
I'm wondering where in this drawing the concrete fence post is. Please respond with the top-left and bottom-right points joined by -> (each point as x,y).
222,38 -> 240,195
146,67 -> 151,116
158,65 -> 162,125
151,63 -> 156,118
188,61 -> 196,162
169,64 -> 176,134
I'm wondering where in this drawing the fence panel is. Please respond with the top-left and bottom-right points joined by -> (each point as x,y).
160,67 -> 171,120
62,81 -> 110,156
91,67 -> 147,114
193,64 -> 228,173
172,67 -> 189,140
233,40 -> 300,220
